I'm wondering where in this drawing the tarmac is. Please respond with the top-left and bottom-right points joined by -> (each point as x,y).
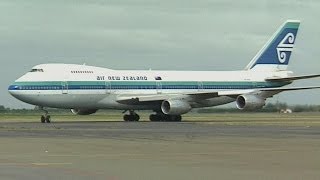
0,121 -> 320,180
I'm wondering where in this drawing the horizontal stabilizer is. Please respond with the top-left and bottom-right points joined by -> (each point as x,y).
265,74 -> 320,82
218,86 -> 320,97
259,86 -> 320,93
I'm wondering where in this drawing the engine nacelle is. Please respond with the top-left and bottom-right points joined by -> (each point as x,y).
236,95 -> 266,110
161,100 -> 191,115
71,109 -> 98,115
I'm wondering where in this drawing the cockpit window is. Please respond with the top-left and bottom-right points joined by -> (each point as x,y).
30,69 -> 44,72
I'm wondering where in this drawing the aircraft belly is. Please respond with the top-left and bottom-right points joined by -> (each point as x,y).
11,91 -> 109,109
194,96 -> 235,108
96,94 -> 160,110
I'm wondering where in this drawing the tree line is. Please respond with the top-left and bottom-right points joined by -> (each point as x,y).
0,106 -> 70,114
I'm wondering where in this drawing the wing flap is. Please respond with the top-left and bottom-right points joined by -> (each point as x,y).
116,91 -> 219,104
116,94 -> 171,104
259,86 -> 320,92
265,74 -> 320,82
218,90 -> 255,96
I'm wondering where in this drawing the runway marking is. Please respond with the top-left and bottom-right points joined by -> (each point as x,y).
0,163 -> 29,166
0,162 -> 72,166
31,162 -> 72,166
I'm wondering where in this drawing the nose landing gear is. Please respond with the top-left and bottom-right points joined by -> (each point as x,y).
40,108 -> 51,123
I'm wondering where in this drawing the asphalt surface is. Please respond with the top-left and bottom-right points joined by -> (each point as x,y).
0,121 -> 320,180
1,121 -> 320,138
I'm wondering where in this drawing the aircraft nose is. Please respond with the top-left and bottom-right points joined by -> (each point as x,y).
8,82 -> 37,105
8,84 -> 20,97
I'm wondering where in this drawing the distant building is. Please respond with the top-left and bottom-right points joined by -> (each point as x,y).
280,108 -> 293,114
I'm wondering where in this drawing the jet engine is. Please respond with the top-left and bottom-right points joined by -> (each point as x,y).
236,95 -> 266,110
71,109 -> 98,115
161,100 -> 191,115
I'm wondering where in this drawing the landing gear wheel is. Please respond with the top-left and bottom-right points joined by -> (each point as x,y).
40,115 -> 51,123
123,111 -> 140,122
149,114 -> 156,122
123,115 -> 130,121
170,115 -> 182,122
45,115 -> 51,123
149,114 -> 163,122
149,114 -> 182,122
41,115 -> 46,123
133,114 -> 140,121
39,107 -> 51,123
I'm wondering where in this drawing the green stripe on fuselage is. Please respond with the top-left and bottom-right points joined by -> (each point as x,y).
12,81 -> 289,89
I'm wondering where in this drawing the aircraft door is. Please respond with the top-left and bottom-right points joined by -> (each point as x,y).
105,81 -> 111,94
252,82 -> 257,89
198,81 -> 203,91
253,81 -> 263,88
156,82 -> 162,94
61,81 -> 68,94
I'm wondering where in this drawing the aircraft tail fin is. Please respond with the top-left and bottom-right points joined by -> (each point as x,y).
245,20 -> 300,71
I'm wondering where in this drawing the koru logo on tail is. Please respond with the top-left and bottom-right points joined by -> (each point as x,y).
277,33 -> 295,63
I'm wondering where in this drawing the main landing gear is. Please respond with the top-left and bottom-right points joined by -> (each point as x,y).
123,110 -> 140,121
149,113 -> 182,122
122,111 -> 182,122
40,108 -> 51,123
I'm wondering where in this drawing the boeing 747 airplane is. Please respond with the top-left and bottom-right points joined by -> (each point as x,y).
8,20 -> 320,123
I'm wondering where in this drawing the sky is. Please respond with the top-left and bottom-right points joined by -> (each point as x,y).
1,0 -> 319,108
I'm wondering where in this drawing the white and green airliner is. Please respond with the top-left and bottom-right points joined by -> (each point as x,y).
8,20 -> 320,123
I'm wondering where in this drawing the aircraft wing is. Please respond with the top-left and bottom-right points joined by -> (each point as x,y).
116,91 -> 219,104
116,94 -> 175,104
116,86 -> 320,104
265,74 -> 320,82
